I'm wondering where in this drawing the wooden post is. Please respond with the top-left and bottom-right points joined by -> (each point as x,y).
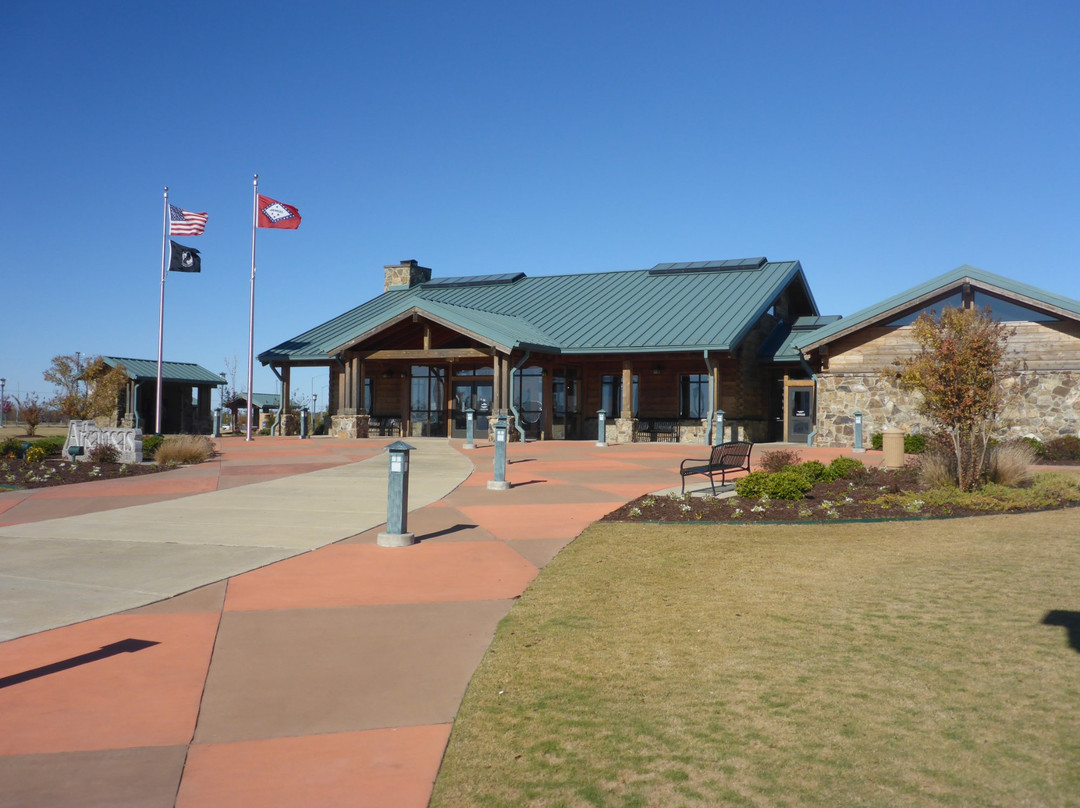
621,360 -> 633,419
493,354 -> 503,411
281,366 -> 291,413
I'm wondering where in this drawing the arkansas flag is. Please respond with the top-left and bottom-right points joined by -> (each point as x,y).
257,195 -> 301,229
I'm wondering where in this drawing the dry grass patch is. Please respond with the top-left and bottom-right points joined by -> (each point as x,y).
153,434 -> 215,465
431,510 -> 1080,807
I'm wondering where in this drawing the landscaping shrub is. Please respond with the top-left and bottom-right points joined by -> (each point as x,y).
0,437 -> 24,458
826,456 -> 865,481
869,432 -> 926,453
735,469 -> 813,500
25,445 -> 48,462
904,433 -> 927,454
142,434 -> 164,459
153,434 -> 214,466
734,471 -> 772,499
760,449 -> 801,473
32,436 -> 64,457
1019,436 -> 1046,457
88,443 -> 120,464
766,469 -> 814,500
1043,436 -> 1080,463
919,451 -> 957,488
794,460 -> 828,484
987,441 -> 1035,487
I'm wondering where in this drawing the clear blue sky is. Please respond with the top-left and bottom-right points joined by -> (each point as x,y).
4,0 -> 1079,406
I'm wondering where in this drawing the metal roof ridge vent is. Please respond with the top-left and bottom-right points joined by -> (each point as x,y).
421,272 -> 526,289
648,257 -> 768,275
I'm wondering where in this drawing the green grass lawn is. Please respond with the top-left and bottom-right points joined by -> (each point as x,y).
431,508 -> 1080,807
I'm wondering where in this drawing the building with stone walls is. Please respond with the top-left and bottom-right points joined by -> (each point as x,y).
101,357 -> 225,435
258,258 -> 821,443
800,266 -> 1080,447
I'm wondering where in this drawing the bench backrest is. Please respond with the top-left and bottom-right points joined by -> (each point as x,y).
710,441 -> 753,466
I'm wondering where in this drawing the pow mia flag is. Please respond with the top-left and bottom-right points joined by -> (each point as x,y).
169,240 -> 201,273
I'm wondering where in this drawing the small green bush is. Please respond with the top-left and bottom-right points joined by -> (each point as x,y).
88,443 -> 120,464
1043,436 -> 1080,462
33,436 -> 65,456
869,432 -> 926,453
142,435 -> 164,459
905,433 -> 927,454
0,437 -> 24,458
767,470 -> 814,500
794,460 -> 828,484
735,469 -> 813,500
826,456 -> 866,481
735,471 -> 772,499
1019,436 -> 1046,457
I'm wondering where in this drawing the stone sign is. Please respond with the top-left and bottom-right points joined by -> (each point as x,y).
64,420 -> 144,463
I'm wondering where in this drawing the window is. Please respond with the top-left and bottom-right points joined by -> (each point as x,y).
887,292 -> 963,326
410,365 -> 445,424
972,291 -> 1058,322
513,366 -> 544,428
601,374 -> 638,417
679,374 -> 709,418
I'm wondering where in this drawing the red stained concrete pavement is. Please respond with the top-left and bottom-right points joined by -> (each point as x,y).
0,436 -> 874,806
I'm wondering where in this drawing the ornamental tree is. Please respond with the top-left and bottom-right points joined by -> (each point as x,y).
897,306 -> 1014,491
44,355 -> 129,422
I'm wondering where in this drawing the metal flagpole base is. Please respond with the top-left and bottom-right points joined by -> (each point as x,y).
377,532 -> 416,547
487,480 -> 511,490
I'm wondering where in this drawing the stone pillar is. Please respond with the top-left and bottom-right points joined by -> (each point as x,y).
615,418 -> 636,444
280,412 -> 299,436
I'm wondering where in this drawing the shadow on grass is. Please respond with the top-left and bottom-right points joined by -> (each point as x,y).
1042,610 -> 1080,653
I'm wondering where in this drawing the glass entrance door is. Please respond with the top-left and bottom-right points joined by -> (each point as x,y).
451,382 -> 493,438
786,387 -> 814,443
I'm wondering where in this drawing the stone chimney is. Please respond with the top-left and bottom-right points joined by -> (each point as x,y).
384,259 -> 432,292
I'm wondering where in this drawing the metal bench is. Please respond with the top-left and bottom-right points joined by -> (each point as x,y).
635,418 -> 680,443
679,441 -> 754,495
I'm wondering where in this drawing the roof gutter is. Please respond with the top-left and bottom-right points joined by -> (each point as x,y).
509,351 -> 531,443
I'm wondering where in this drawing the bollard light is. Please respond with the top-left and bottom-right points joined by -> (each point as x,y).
300,407 -> 309,440
213,408 -> 222,438
378,441 -> 417,547
853,411 -> 865,453
488,414 -> 511,490
713,409 -> 725,446
464,407 -> 476,450
596,409 -> 607,447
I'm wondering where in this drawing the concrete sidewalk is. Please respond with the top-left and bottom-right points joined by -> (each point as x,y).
0,438 -> 874,808
0,438 -> 473,641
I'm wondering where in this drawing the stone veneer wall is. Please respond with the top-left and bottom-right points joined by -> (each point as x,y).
816,371 -> 1080,448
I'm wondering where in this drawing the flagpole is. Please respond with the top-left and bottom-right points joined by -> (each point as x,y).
246,174 -> 258,441
156,187 -> 169,435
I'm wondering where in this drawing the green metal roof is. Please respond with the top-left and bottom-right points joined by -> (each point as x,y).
260,259 -> 818,364
759,316 -> 842,363
801,265 -> 1080,352
102,357 -> 225,385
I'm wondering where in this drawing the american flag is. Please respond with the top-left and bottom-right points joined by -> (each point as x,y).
169,204 -> 208,236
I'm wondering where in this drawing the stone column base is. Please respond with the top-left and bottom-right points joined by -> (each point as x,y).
615,418 -> 637,445
331,414 -> 370,439
280,413 -> 299,436
488,414 -> 519,442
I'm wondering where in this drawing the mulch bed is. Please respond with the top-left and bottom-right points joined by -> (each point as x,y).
0,458 -> 168,490
602,465 -> 1064,523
